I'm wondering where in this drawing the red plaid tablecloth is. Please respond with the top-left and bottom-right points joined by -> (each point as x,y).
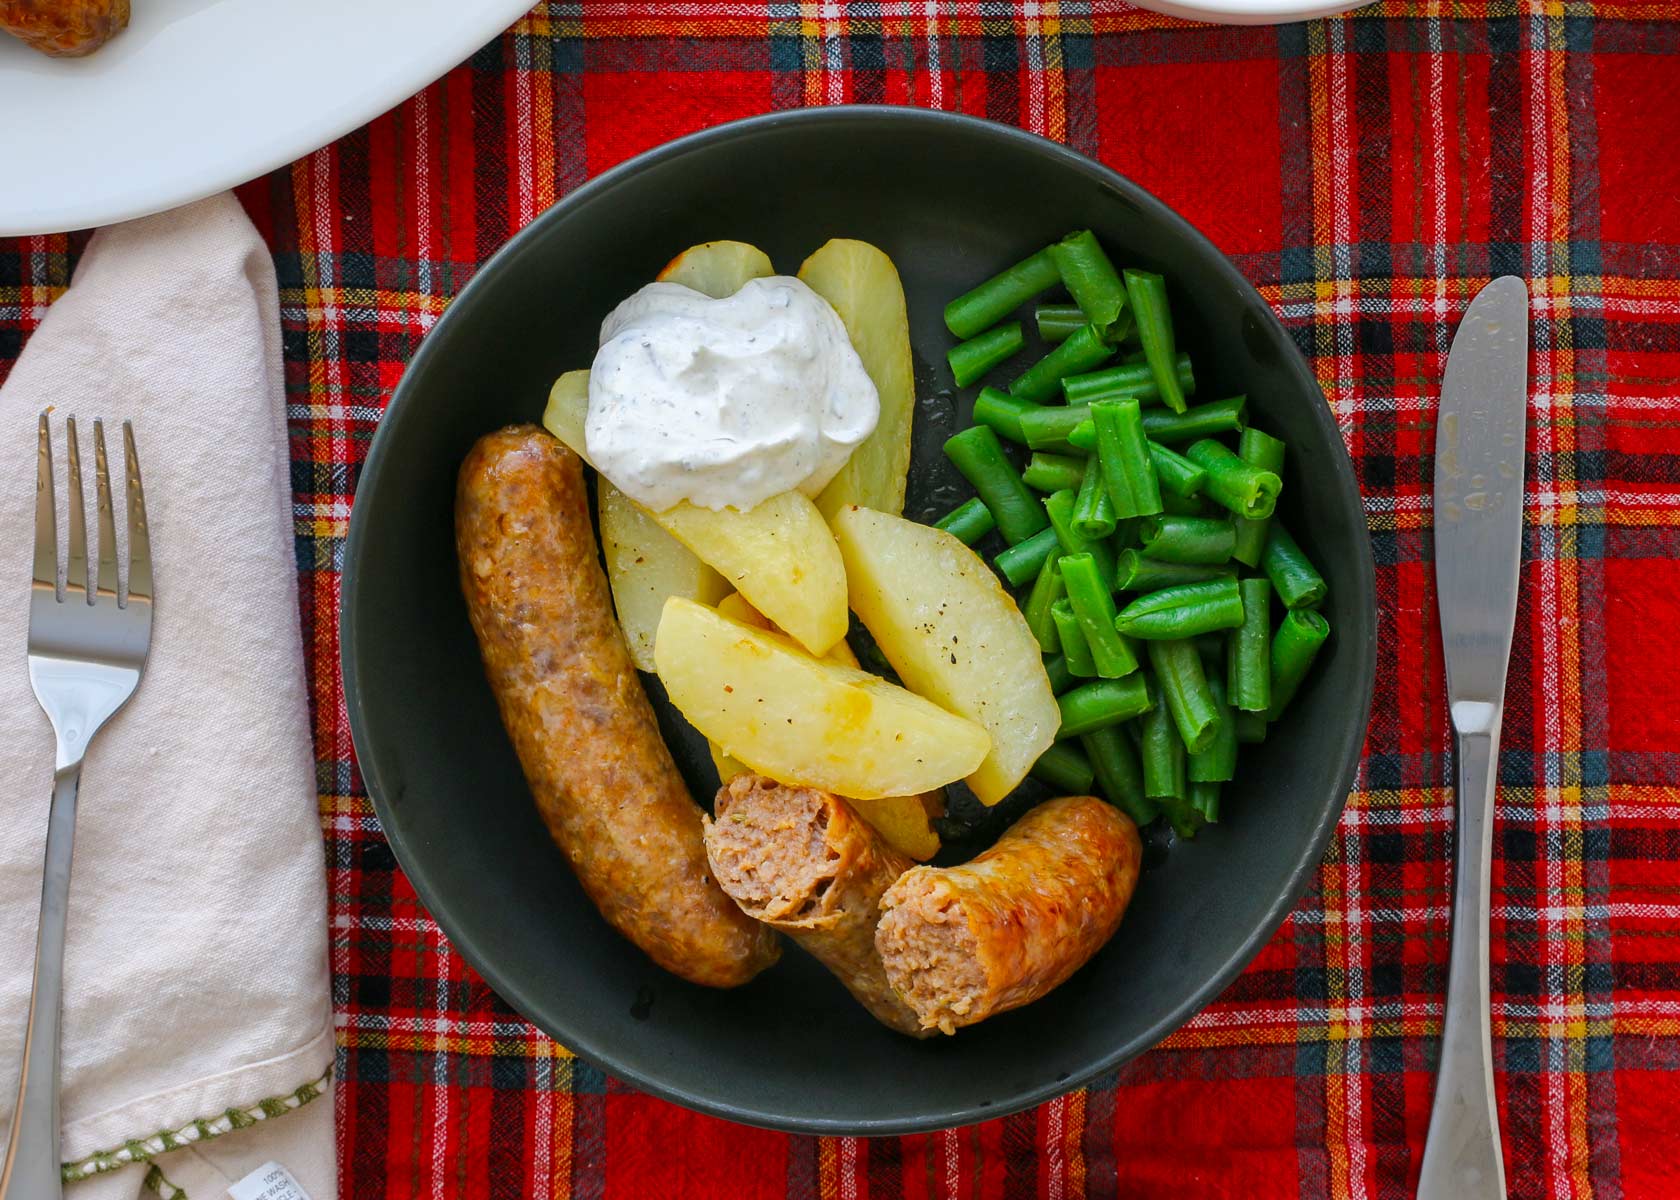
5,1 -> 1680,1195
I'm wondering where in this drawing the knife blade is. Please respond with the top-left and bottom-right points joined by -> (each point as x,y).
1418,275 -> 1529,1200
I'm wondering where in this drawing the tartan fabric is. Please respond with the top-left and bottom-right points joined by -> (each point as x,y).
4,0 -> 1680,1194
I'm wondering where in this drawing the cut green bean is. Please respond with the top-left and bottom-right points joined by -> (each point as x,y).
945,248 -> 1061,340
1091,398 -> 1163,520
1188,780 -> 1222,823
1140,396 -> 1248,443
1123,268 -> 1186,414
1081,726 -> 1157,827
1044,488 -> 1117,587
934,497 -> 996,546
1138,514 -> 1236,564
1140,687 -> 1186,803
1188,678 -> 1237,783
1023,554 -> 1065,654
1184,438 -> 1282,521
1050,230 -> 1128,329
1036,303 -> 1087,343
972,387 -> 1039,445
1009,324 -> 1116,402
994,525 -> 1061,587
1032,742 -> 1095,793
1021,404 -> 1093,452
1262,521 -> 1328,609
1231,428 -> 1287,567
1067,420 -> 1096,453
1060,553 -> 1139,678
1267,608 -> 1330,721
948,321 -> 1025,387
1062,352 -> 1195,405
1057,674 -> 1153,737
1114,550 -> 1236,592
943,425 -> 1049,546
1228,577 -> 1273,712
1071,456 -> 1118,540
1051,600 -> 1097,678
1146,638 -> 1222,755
1234,709 -> 1268,744
1148,441 -> 1207,500
1022,451 -> 1087,494
1115,577 -> 1246,640
1044,652 -> 1079,696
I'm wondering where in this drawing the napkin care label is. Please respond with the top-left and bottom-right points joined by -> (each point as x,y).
228,1161 -> 312,1200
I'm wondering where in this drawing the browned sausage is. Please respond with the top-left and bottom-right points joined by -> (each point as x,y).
875,795 -> 1141,1033
1,0 -> 128,56
703,774 -> 927,1036
456,425 -> 779,988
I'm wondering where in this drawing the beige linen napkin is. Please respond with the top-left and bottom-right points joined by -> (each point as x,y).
0,195 -> 336,1199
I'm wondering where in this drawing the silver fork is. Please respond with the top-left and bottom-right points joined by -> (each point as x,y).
0,415 -> 152,1198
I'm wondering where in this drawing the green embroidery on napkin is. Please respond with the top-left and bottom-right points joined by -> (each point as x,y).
59,1064 -> 331,1185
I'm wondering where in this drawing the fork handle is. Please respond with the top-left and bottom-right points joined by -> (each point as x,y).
1417,709 -> 1507,1199
0,765 -> 79,1200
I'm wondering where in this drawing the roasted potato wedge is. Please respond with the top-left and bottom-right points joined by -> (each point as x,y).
657,240 -> 774,297
598,481 -> 728,672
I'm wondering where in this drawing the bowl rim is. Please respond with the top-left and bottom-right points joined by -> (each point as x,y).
342,104 -> 1378,1136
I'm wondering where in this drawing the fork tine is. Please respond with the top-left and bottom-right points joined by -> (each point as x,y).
64,416 -> 89,603
32,413 -> 56,597
122,422 -> 151,604
93,420 -> 118,604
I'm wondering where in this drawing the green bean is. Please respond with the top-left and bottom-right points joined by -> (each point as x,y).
1044,488 -> 1116,587
1049,230 -> 1127,329
1062,353 -> 1195,405
1233,709 -> 1268,744
945,248 -> 1061,340
1021,404 -> 1093,452
1231,428 -> 1286,567
1066,419 -> 1097,453
1057,674 -> 1153,737
948,322 -> 1025,387
1091,398 -> 1163,520
1148,441 -> 1207,500
934,497 -> 995,546
1160,490 -> 1209,517
1184,438 -> 1282,521
1140,687 -> 1186,803
1187,678 -> 1237,783
1115,577 -> 1246,640
943,425 -> 1049,546
1022,554 -> 1065,654
1262,521 -> 1328,609
1060,553 -> 1139,678
1122,268 -> 1185,413
1267,608 -> 1330,721
972,387 -> 1038,445
1081,726 -> 1157,827
1147,638 -> 1222,754
1032,742 -> 1095,793
1140,396 -> 1248,443
1228,577 -> 1273,712
1071,456 -> 1118,540
1009,324 -> 1116,402
1138,514 -> 1236,564
1114,550 -> 1236,592
1188,780 -> 1221,823
1043,652 -> 1079,695
1035,303 -> 1085,343
1021,452 -> 1086,494
994,525 -> 1061,587
1051,600 -> 1097,678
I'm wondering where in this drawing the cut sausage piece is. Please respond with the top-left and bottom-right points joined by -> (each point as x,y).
876,795 -> 1141,1033
456,425 -> 779,988
704,774 -> 927,1036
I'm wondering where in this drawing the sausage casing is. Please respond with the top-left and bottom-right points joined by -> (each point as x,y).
703,774 -> 927,1036
875,795 -> 1141,1033
1,0 -> 128,56
456,425 -> 779,988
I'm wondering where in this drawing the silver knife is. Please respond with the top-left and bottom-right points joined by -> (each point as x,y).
1418,275 -> 1529,1199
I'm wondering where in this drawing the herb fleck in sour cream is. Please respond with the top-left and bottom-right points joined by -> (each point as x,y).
585,277 -> 879,512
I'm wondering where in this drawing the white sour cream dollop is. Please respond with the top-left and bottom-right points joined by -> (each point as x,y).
585,277 -> 879,512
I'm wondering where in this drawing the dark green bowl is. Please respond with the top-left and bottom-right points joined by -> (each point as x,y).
342,107 -> 1376,1135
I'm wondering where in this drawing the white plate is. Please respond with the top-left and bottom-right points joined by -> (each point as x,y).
1127,0 -> 1369,21
0,0 -> 535,236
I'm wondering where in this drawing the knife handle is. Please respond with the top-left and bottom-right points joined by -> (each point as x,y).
1417,702 -> 1508,1199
